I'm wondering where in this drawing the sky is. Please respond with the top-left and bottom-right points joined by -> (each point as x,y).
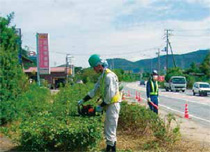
0,0 -> 210,68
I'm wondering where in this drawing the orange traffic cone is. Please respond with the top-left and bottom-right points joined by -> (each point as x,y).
136,91 -> 138,100
122,91 -> 126,100
138,92 -> 142,102
184,104 -> 189,119
127,90 -> 130,97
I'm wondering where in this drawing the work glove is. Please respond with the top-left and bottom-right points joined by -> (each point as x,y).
147,98 -> 151,103
100,101 -> 107,107
78,99 -> 84,106
95,105 -> 103,112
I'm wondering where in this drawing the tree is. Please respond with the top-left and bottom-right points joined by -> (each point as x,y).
0,13 -> 28,124
76,68 -> 99,84
200,52 -> 210,78
113,69 -> 124,81
165,67 -> 184,82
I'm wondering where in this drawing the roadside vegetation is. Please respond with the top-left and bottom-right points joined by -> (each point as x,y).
1,83 -> 182,151
165,54 -> 210,88
157,53 -> 210,89
1,13 -> 209,151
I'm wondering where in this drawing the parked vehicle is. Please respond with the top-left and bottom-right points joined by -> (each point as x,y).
192,82 -> 210,96
164,76 -> 187,92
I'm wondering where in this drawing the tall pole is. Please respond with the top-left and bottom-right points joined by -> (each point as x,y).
36,33 -> 41,86
66,54 -> 70,83
156,49 -> 160,75
164,29 -> 173,71
169,41 -> 176,68
69,55 -> 75,77
16,28 -> 22,65
166,30 -> 169,71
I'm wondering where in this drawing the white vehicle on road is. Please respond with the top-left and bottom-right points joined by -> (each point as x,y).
164,76 -> 187,92
192,82 -> 210,96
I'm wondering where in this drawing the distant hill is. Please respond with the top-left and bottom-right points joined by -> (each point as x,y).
107,49 -> 210,73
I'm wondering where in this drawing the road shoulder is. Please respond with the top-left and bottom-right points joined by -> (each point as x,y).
124,82 -> 210,149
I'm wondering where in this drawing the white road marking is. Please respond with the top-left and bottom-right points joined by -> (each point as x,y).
159,94 -> 210,106
139,96 -> 210,124
126,85 -> 210,106
160,104 -> 210,124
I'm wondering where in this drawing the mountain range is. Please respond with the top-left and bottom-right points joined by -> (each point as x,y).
106,49 -> 210,73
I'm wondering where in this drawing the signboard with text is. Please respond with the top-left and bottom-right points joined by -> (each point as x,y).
158,76 -> 165,82
37,33 -> 49,75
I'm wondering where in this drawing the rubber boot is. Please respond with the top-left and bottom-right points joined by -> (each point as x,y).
106,145 -> 112,152
111,142 -> 116,152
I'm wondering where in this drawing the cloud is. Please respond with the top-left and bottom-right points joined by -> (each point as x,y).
0,0 -> 209,68
113,0 -> 210,28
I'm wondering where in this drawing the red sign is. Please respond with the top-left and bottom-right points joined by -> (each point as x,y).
158,76 -> 165,82
37,33 -> 49,74
28,51 -> 36,56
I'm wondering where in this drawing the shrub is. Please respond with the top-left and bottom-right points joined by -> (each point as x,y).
15,84 -> 51,120
4,83 -> 104,151
0,84 -> 50,125
0,13 -> 29,103
0,100 -> 17,125
118,102 -> 180,149
0,14 -> 29,125
17,113 -> 103,151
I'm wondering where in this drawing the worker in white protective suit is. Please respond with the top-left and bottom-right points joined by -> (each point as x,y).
78,54 -> 121,152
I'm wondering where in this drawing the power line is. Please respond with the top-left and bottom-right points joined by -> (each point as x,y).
50,46 -> 163,57
173,29 -> 210,32
173,34 -> 210,37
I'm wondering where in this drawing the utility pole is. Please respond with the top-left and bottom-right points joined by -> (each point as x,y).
66,54 -> 75,84
164,29 -> 176,70
66,54 -> 71,83
156,49 -> 160,75
169,41 -> 177,68
69,56 -> 75,77
16,28 -> 22,65
165,29 -> 170,71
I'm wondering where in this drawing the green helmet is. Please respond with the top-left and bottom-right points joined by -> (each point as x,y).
88,54 -> 101,67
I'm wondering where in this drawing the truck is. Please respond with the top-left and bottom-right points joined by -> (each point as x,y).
164,76 -> 187,92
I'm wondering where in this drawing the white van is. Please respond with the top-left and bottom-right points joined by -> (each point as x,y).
192,82 -> 210,96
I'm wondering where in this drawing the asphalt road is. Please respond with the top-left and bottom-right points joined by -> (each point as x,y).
123,82 -> 210,128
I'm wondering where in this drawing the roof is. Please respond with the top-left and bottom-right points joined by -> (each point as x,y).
24,67 -> 70,73
22,55 -> 33,63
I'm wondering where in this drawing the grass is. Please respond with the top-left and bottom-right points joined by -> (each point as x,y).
99,131 -> 210,152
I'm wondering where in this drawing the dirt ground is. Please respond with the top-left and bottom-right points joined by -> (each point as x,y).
0,134 -> 16,152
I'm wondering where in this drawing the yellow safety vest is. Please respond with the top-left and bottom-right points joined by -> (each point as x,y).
150,80 -> 158,96
100,68 -> 121,104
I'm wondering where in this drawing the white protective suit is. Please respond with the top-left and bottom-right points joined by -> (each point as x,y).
88,68 -> 121,146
